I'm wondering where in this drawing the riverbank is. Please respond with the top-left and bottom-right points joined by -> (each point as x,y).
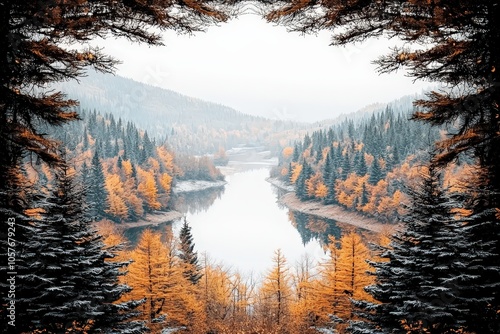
120,210 -> 184,229
268,178 -> 389,233
279,193 -> 389,233
266,177 -> 295,192
173,180 -> 227,193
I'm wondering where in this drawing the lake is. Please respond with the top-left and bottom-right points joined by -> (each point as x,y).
125,160 -> 365,278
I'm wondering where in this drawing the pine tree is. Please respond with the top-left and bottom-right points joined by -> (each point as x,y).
324,168 -> 337,205
178,218 -> 203,285
15,164 -> 145,333
454,168 -> 500,334
88,148 -> 108,219
0,160 -> 35,332
351,166 -> 470,333
340,152 -> 351,180
83,127 -> 89,150
356,152 -> 367,176
296,161 -> 313,201
359,183 -> 368,208
368,158 -> 382,185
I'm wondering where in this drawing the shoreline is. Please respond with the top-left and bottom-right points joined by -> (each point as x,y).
120,210 -> 184,229
173,179 -> 227,193
120,179 -> 227,230
268,177 -> 390,233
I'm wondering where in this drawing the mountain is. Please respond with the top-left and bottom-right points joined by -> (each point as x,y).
54,71 -> 308,155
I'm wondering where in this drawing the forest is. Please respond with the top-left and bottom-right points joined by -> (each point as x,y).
1,1 -> 499,334
271,103 -> 467,222
39,109 -> 224,222
94,220 -> 384,334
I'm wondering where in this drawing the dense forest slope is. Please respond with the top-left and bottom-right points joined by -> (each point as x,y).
272,99 -> 445,222
32,109 -> 223,223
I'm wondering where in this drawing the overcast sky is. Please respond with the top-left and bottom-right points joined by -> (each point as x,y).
99,14 -> 431,123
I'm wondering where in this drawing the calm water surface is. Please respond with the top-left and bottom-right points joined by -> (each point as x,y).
177,164 -> 335,276
125,163 -> 355,277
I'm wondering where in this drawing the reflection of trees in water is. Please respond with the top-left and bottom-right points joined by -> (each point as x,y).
171,186 -> 225,214
272,187 -> 289,211
289,211 -> 342,248
123,222 -> 175,248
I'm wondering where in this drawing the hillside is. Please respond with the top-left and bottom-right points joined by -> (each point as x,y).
34,109 -> 224,223
272,102 -> 443,222
53,71 -> 308,155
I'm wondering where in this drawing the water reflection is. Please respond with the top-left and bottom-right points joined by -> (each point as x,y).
288,211 -> 341,248
122,166 -> 375,275
172,187 -> 225,215
124,222 -> 174,246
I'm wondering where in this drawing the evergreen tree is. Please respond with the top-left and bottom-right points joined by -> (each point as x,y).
296,161 -> 313,201
340,152 -> 350,180
454,168 -> 500,333
142,131 -> 155,158
324,168 -> 338,205
368,158 -> 382,185
351,166 -> 470,333
303,134 -> 312,149
83,127 -> 89,150
323,149 -> 334,182
359,183 -> 368,207
178,218 -> 203,285
117,155 -> 123,170
356,152 -> 367,176
0,161 -> 34,332
88,148 -> 108,219
15,164 -> 145,333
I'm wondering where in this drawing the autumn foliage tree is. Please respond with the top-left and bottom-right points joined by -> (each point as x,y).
257,249 -> 293,333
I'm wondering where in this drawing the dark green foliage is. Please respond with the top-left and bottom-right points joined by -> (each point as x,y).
359,183 -> 368,207
454,169 -> 500,334
178,218 -> 203,285
14,165 -> 146,333
88,149 -> 108,219
296,161 -> 313,201
292,143 -> 302,162
351,167 -> 471,333
356,152 -> 367,176
324,168 -> 337,205
368,158 -> 383,186
340,151 -> 351,180
0,160 -> 32,332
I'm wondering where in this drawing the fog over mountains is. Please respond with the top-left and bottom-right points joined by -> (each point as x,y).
54,71 -> 422,154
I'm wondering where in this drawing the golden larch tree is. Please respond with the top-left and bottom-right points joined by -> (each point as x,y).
258,249 -> 293,333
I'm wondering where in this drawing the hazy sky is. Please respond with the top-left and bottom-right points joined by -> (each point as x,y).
99,14 -> 431,123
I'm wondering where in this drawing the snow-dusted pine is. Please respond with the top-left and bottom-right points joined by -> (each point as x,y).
350,165 -> 470,333
17,164 -> 146,333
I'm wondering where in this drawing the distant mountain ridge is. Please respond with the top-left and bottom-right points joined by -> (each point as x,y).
55,71 -> 263,132
53,71 -> 309,154
54,71 -> 429,155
